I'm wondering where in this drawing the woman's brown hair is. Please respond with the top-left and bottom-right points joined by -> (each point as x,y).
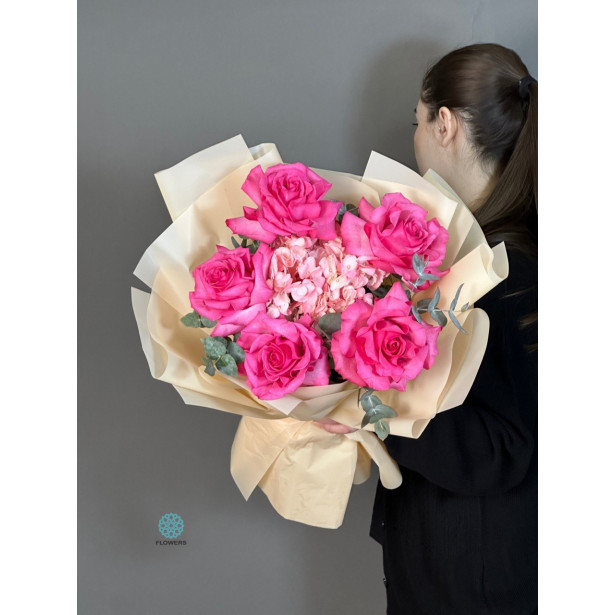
419,43 -> 537,347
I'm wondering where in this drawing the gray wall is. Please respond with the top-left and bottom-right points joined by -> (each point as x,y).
78,1 -> 537,613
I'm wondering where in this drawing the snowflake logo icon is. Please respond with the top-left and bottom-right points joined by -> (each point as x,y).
158,513 -> 184,539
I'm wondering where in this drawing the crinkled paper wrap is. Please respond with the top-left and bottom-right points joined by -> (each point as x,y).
131,134 -> 508,528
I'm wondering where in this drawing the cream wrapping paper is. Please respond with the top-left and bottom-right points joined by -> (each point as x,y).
131,134 -> 508,528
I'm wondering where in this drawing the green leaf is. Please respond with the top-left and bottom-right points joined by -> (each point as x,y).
417,298 -> 432,311
318,313 -> 342,336
204,336 -> 228,360
361,414 -> 371,428
231,236 -> 241,249
449,310 -> 468,334
200,316 -> 218,328
450,283 -> 464,312
411,304 -> 423,324
412,253 -> 424,275
374,419 -> 390,441
373,404 -> 397,418
428,287 -> 440,313
201,357 -> 216,376
359,388 -> 375,400
370,286 -> 388,298
361,394 -> 382,412
227,341 -> 246,363
346,203 -> 359,216
430,308 -> 448,327
241,237 -> 248,248
216,353 -> 238,377
180,310 -> 204,328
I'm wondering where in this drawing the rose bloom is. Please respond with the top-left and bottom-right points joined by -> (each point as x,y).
330,282 -> 441,391
226,162 -> 342,242
215,309 -> 330,400
340,192 -> 449,289
189,243 -> 273,321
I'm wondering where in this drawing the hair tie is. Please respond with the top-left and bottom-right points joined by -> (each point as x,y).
518,74 -> 537,100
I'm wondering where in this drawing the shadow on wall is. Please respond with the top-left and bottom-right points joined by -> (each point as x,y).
350,38 -> 462,174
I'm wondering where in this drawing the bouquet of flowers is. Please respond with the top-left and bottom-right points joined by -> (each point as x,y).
131,135 -> 508,528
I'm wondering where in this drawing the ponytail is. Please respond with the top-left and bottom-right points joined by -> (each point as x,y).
419,43 -> 537,349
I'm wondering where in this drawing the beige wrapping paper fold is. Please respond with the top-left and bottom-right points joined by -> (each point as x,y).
131,134 -> 508,528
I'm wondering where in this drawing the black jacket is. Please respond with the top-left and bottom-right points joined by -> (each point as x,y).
370,247 -> 537,615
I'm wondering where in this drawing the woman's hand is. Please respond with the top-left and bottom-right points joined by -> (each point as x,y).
314,417 -> 359,434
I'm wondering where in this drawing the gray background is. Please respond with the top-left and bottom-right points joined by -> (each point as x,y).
78,1 -> 536,613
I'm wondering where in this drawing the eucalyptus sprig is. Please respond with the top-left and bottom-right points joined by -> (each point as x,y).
200,334 -> 245,378
180,310 -> 217,329
412,283 -> 470,334
317,312 -> 342,339
231,234 -> 261,255
335,202 -> 360,223
358,388 -> 398,441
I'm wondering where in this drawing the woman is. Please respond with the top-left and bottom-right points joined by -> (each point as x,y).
316,43 -> 538,614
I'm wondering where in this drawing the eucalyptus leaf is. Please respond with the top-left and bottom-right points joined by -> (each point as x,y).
449,310 -> 468,334
373,404 -> 397,418
428,287 -> 441,313
430,308 -> 448,327
227,341 -> 246,363
361,394 -> 382,412
461,302 -> 470,312
318,313 -> 342,335
370,286 -> 388,298
216,353 -> 238,377
201,357 -> 216,376
231,236 -> 241,249
417,298 -> 432,311
374,419 -> 390,441
180,310 -> 203,328
204,336 -> 228,360
411,304 -> 423,324
420,272 -> 441,281
361,414 -> 371,428
450,283 -> 464,312
359,388 -> 375,400
412,253 -> 424,275
200,316 -> 218,328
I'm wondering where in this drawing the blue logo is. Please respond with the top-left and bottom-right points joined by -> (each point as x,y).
158,513 -> 184,539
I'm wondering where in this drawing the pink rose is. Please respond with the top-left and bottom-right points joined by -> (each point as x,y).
340,192 -> 449,289
230,312 -> 330,400
226,163 -> 342,242
189,244 -> 273,321
330,282 -> 441,391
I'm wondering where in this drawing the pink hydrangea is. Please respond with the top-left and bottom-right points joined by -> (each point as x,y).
266,235 -> 387,322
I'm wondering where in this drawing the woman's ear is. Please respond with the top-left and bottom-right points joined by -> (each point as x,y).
436,106 -> 458,148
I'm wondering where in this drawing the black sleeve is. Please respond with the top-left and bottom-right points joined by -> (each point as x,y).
384,250 -> 537,497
